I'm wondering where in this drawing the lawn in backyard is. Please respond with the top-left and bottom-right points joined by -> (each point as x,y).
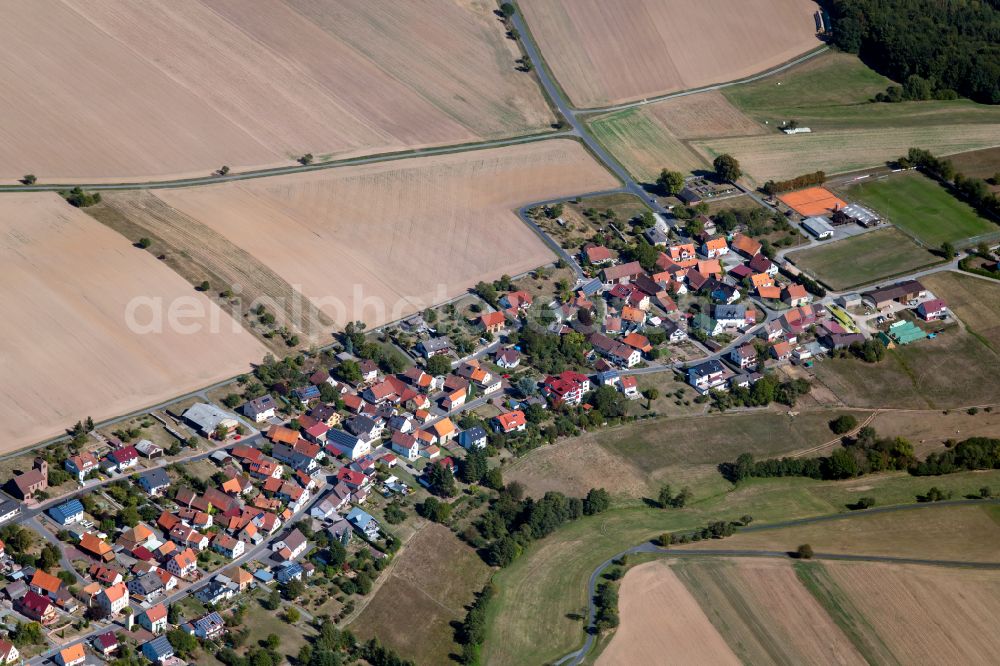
844,171 -> 995,247
787,227 -> 941,290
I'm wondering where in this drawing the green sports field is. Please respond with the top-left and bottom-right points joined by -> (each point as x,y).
787,227 -> 941,290
845,172 -> 996,247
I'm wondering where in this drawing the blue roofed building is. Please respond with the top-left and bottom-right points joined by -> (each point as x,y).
253,569 -> 274,585
457,427 -> 487,450
346,507 -> 380,540
141,636 -> 174,664
275,562 -> 303,584
48,499 -> 84,525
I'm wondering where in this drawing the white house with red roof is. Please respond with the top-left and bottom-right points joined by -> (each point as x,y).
492,411 -> 526,434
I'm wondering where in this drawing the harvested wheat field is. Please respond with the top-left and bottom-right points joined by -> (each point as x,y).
0,0 -> 552,182
587,92 -> 765,179
521,0 -> 821,107
0,193 -> 265,453
597,560 -> 740,666
822,561 -> 1000,665
694,124 -> 1000,184
678,504 -> 1000,563
138,140 -> 616,330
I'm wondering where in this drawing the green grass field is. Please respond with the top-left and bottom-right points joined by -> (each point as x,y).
482,470 -> 1000,666
845,172 -> 996,247
724,52 -> 1000,132
587,107 -> 707,181
787,227 -> 941,290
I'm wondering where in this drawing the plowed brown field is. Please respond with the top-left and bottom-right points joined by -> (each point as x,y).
0,193 -> 265,453
0,0 -> 552,182
521,0 -> 821,107
144,140 -> 618,330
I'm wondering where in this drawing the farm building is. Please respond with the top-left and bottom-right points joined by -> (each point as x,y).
880,320 -> 927,346
801,216 -> 835,239
863,280 -> 926,309
835,203 -> 880,227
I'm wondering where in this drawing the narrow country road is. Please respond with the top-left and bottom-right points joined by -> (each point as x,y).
554,498 -> 1000,665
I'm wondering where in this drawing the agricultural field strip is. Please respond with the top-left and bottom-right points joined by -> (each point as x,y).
557,498 -> 1000,665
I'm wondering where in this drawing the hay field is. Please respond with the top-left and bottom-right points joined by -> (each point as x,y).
144,140 -> 617,329
0,193 -> 265,453
693,124 -> 1000,184
678,504 -> 1000,563
520,0 -> 821,107
0,0 -> 552,182
351,523 -> 491,664
672,558 -> 866,665
922,271 -> 1000,349
597,560 -> 740,666
822,562 -> 1000,665
587,93 -> 764,179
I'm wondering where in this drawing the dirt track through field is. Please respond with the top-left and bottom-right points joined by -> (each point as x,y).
0,193 -> 265,453
0,0 -> 552,182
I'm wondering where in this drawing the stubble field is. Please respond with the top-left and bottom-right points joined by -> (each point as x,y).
0,193 -> 265,453
520,0 -> 821,108
0,0 -> 552,182
133,140 -> 617,331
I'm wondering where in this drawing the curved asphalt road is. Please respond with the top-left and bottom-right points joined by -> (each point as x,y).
555,498 -> 1000,665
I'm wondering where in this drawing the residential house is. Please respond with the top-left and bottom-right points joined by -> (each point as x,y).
326,429 -> 372,460
457,427 -> 488,450
135,439 -> 164,458
346,508 -> 380,540
619,375 -> 640,400
917,299 -> 948,320
601,261 -> 643,286
79,533 -> 114,562
663,319 -> 687,343
138,603 -> 168,634
730,344 -> 758,369
127,572 -> 165,602
345,415 -> 383,443
667,244 -> 698,268
479,311 -> 506,335
748,253 -> 778,276
170,525 -> 209,551
701,236 -> 729,258
17,591 -> 57,625
275,563 -> 304,584
336,467 -> 371,492
272,529 -> 308,561
730,233 -> 762,258
417,337 -> 453,358
583,243 -> 614,265
309,404 -> 343,428
771,341 -> 793,360
541,371 -> 591,407
212,533 -> 245,559
0,640 -> 19,665
390,431 -> 420,462
56,644 -> 86,666
500,290 -> 533,312
92,631 -> 120,658
494,348 -> 520,370
64,452 -> 98,482
430,418 -> 457,444
0,499 -> 21,523
688,360 -> 728,394
783,284 -> 812,307
187,612 -> 226,640
30,569 -> 62,599
48,499 -> 84,525
142,636 -> 175,664
590,333 -> 641,368
328,519 -> 352,546
95,582 -> 130,615
166,548 -> 198,579
138,468 -> 171,496
242,395 -> 277,422
492,410 -> 527,434
89,564 -> 123,586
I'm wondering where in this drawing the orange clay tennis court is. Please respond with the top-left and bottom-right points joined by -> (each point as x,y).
778,187 -> 848,216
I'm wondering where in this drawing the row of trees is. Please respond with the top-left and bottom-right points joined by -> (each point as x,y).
761,171 -> 826,196
901,147 -> 1000,222
455,583 -> 495,663
726,431 -> 999,483
708,374 -> 812,412
829,0 -> 1000,104
479,486 -> 611,567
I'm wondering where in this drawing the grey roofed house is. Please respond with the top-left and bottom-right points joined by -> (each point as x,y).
643,227 -> 669,246
182,403 -> 236,435
3,579 -> 27,601
417,336 -> 452,358
344,415 -> 378,437
242,395 -> 276,419
328,518 -> 352,545
688,359 -> 725,379
712,303 -> 746,321
0,498 -> 22,523
138,468 -> 170,495
281,528 -> 307,554
127,572 -> 165,598
142,636 -> 174,663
